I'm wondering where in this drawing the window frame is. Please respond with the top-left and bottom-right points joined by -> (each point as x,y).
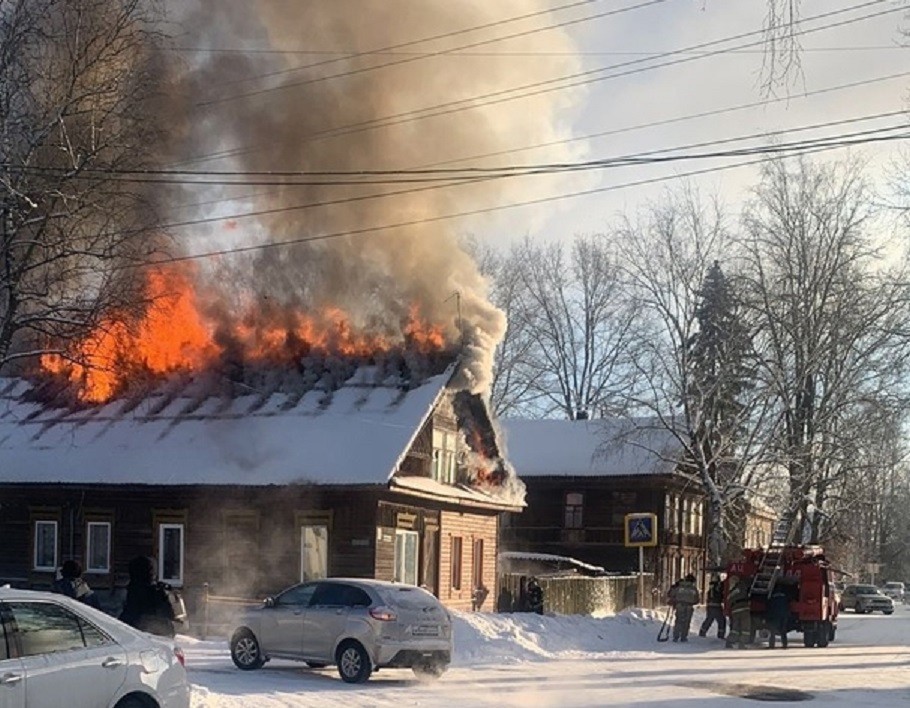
564,492 -> 584,529
158,523 -> 185,587
33,521 -> 58,572
394,529 -> 419,586
451,536 -> 463,591
300,523 -> 329,583
85,521 -> 112,574
472,538 -> 484,589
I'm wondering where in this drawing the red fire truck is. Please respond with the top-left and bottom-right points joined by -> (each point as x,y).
726,544 -> 839,648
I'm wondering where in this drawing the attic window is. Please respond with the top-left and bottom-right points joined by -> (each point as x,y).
432,429 -> 456,485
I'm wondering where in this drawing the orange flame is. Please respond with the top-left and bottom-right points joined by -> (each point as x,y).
41,265 -> 449,403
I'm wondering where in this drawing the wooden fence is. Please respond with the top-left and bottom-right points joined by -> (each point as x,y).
497,573 -> 655,615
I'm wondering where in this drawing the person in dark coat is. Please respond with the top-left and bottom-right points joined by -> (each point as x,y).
699,574 -> 727,639
766,584 -> 791,649
526,577 -> 544,614
119,555 -> 177,637
52,560 -> 101,609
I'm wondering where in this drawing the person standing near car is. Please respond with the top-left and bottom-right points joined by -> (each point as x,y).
52,559 -> 101,609
119,555 -> 177,637
672,574 -> 699,642
699,574 -> 726,639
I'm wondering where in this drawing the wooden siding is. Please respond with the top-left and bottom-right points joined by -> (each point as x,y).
0,484 -> 381,617
439,510 -> 498,612
502,475 -> 706,589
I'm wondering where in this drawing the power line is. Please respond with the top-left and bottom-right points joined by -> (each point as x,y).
129,127 -> 909,241
416,69 -> 910,169
131,132 -> 908,270
9,109 -> 908,185
176,0 -> 901,168
167,45 -> 910,58
160,69 -> 910,212
197,0 -> 667,105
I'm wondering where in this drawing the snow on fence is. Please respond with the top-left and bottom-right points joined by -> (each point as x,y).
497,573 -> 655,615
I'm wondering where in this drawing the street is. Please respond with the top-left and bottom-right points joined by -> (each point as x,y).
186,605 -> 910,707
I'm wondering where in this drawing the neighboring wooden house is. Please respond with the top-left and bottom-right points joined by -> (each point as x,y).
499,418 -> 706,597
0,358 -> 522,620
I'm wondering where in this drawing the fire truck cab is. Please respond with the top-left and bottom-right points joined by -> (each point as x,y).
726,544 -> 839,648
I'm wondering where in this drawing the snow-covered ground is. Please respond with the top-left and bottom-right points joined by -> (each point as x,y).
185,604 -> 910,706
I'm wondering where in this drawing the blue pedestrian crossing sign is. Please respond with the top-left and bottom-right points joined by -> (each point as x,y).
624,513 -> 658,547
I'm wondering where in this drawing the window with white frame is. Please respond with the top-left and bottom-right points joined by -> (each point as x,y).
86,522 -> 111,573
33,521 -> 57,571
432,429 -> 457,485
158,523 -> 184,586
394,529 -> 419,586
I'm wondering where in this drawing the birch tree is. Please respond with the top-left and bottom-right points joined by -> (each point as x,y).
0,0 -> 165,373
498,235 -> 640,420
738,158 -> 910,543
616,188 -> 776,568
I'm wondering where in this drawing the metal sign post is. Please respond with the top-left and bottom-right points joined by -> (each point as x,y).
624,513 -> 658,608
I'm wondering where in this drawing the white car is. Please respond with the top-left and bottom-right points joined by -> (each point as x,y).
882,582 -> 905,603
0,587 -> 190,708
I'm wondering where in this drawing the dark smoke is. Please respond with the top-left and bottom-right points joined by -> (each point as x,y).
155,0 -> 585,395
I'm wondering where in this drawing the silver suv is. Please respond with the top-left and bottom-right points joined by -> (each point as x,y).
230,578 -> 452,683
839,584 -> 895,615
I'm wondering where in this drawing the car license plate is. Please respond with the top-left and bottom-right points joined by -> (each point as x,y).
412,624 -> 439,637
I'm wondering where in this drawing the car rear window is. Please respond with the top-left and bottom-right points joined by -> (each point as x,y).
380,586 -> 442,610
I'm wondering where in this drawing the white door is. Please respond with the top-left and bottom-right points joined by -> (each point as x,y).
8,601 -> 127,708
0,657 -> 25,708
394,530 -> 419,586
300,525 -> 328,582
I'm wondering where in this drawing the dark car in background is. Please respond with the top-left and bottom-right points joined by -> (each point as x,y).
230,578 -> 452,683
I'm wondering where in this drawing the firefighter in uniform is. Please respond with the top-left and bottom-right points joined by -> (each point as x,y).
672,574 -> 699,642
726,575 -> 751,649
699,574 -> 726,639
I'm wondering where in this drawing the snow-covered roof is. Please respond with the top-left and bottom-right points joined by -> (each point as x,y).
499,551 -> 606,575
500,418 -> 680,478
0,366 -> 453,486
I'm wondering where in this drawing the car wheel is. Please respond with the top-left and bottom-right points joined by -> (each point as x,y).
413,662 -> 447,681
114,697 -> 148,708
231,628 -> 266,670
883,610 -> 894,615
336,640 -> 372,684
803,629 -> 816,648
306,662 -> 328,669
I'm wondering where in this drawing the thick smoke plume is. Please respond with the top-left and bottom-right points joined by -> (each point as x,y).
158,0 -> 586,395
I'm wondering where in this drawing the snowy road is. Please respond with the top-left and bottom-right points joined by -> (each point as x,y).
185,605 -> 910,707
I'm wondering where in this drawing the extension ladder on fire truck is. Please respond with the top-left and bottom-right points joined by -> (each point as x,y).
749,511 -> 799,598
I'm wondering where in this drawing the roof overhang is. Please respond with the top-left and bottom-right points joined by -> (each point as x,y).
388,475 -> 524,512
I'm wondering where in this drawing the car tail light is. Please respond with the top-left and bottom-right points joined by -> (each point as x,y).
369,606 -> 398,621
174,646 -> 186,667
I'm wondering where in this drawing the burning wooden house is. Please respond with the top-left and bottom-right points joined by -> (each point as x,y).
0,356 -> 522,617
0,264 -> 522,619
